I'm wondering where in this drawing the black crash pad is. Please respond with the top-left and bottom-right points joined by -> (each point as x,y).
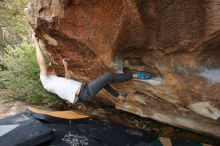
0,113 -> 53,146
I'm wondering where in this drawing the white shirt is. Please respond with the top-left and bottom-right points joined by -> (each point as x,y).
40,74 -> 82,104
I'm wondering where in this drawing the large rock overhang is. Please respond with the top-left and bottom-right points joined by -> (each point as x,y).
27,0 -> 220,137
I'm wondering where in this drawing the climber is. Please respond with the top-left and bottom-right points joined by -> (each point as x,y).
33,34 -> 152,104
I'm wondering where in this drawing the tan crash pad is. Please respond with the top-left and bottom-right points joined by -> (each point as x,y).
27,107 -> 89,119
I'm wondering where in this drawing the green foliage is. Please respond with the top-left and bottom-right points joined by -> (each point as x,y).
0,0 -> 30,46
0,44 -> 59,105
0,35 -> 5,48
0,0 -> 60,106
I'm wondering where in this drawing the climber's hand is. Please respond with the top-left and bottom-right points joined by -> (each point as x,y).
62,58 -> 68,67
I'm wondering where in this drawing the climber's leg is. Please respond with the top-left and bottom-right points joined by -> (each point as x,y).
79,72 -> 132,100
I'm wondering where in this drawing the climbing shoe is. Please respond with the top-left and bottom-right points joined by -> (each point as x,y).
119,93 -> 128,97
137,71 -> 152,80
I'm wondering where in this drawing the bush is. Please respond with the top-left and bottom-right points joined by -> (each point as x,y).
0,43 -> 59,105
0,0 -> 31,45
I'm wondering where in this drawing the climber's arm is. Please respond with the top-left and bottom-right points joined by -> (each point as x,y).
63,59 -> 71,79
33,34 -> 47,76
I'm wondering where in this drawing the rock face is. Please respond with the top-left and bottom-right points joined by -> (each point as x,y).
27,0 -> 220,137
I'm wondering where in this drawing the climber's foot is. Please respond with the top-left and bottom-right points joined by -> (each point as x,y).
118,93 -> 128,102
136,71 -> 152,80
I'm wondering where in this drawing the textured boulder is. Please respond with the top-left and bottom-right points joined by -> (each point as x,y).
27,0 -> 220,137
